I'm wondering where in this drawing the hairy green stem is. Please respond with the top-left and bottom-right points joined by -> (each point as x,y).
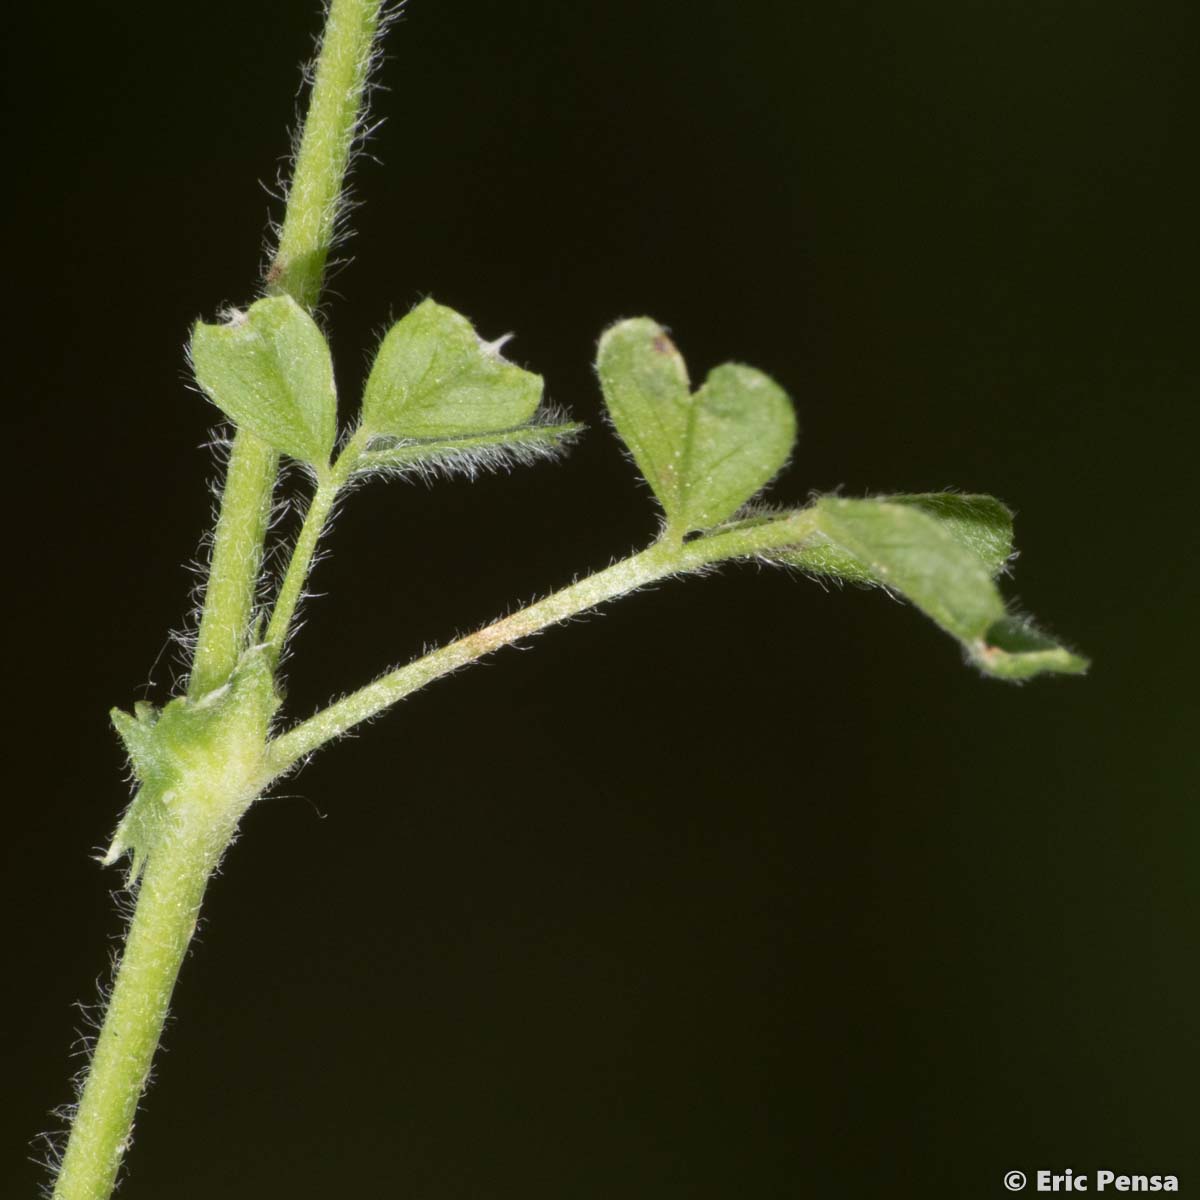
266,511 -> 817,775
52,821 -> 226,1200
53,3 -> 387,1196
192,0 -> 383,697
264,431 -> 369,658
266,544 -> 675,772
267,0 -> 384,306
189,432 -> 277,697
263,477 -> 341,658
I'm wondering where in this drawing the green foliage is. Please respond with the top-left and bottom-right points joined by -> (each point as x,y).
783,497 -> 1085,679
597,317 -> 795,533
356,421 -> 583,477
883,492 -> 1014,576
975,615 -> 1090,681
55,2 -> 1090,1197
191,295 -> 337,468
362,299 -> 543,438
778,493 -> 1012,583
816,497 -> 1005,640
592,324 -> 1076,679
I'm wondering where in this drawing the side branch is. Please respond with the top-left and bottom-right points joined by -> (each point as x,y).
264,511 -> 816,776
263,431 -> 369,660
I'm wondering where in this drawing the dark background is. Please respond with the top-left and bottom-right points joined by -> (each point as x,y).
5,1 -> 1198,1195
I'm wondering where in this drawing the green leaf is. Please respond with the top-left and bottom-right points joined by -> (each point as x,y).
779,493 -> 1013,583
806,498 -> 1086,679
356,421 -> 583,479
596,318 -> 795,533
887,493 -> 1014,576
817,498 -> 1003,641
975,616 -> 1089,680
191,295 -> 337,467
361,299 -> 543,438
777,534 -> 880,585
687,365 -> 796,530
595,318 -> 691,510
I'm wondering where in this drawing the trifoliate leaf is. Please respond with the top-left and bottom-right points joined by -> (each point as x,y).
596,318 -> 795,533
191,295 -> 337,467
361,299 -> 543,438
808,498 -> 1086,679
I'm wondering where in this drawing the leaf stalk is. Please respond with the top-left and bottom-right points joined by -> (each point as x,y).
265,510 -> 819,774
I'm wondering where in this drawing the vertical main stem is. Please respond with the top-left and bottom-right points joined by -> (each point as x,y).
54,3 -> 389,1197
53,828 -> 222,1200
192,0 -> 385,697
268,0 -> 385,308
189,432 -> 277,698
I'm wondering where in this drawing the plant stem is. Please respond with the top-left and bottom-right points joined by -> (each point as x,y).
192,0 -> 385,697
264,431 -> 368,659
266,543 -> 675,773
189,432 -> 277,697
263,477 -> 341,658
53,3 -> 388,1196
267,0 -> 385,307
265,511 -> 818,774
52,820 -> 227,1200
